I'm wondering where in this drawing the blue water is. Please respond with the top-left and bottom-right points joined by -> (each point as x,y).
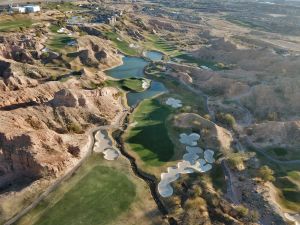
106,57 -> 148,79
127,81 -> 167,106
106,52 -> 167,106
145,51 -> 163,61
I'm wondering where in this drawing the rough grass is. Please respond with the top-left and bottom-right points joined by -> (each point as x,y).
125,98 -> 174,166
0,17 -> 32,32
105,77 -> 147,92
30,166 -> 136,225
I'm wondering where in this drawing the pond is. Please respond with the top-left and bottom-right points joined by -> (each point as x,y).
145,51 -> 163,61
106,52 -> 167,106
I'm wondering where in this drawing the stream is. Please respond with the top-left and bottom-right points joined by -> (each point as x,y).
107,52 -> 178,224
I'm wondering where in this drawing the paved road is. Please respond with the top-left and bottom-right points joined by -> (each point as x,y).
244,137 -> 300,165
221,160 -> 239,204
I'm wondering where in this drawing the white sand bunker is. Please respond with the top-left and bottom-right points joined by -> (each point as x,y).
103,148 -> 120,161
158,157 -> 214,197
93,130 -> 120,161
204,149 -> 215,164
165,98 -> 182,108
142,79 -> 151,90
93,130 -> 111,153
158,133 -> 215,198
179,133 -> 200,146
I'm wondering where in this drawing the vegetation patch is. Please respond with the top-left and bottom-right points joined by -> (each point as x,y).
270,147 -> 288,156
125,98 -> 174,166
146,34 -> 179,56
105,77 -> 149,92
0,16 -> 33,32
42,2 -> 81,11
145,67 -> 207,115
104,31 -> 139,56
175,53 -> 233,71
31,166 -> 136,225
47,35 -> 76,51
209,163 -> 226,192
287,171 -> 300,183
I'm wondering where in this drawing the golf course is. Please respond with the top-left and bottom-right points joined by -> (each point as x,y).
125,98 -> 174,166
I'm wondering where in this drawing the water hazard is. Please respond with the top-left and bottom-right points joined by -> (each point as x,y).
106,52 -> 167,106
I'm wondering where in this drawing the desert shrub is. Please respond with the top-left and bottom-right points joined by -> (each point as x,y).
227,153 -> 245,170
113,92 -> 122,100
216,113 -> 236,128
235,205 -> 249,218
68,145 -> 80,157
248,209 -> 260,222
184,197 -> 206,210
257,165 -> 275,182
267,111 -> 279,121
67,122 -> 83,134
41,52 -> 50,60
203,114 -> 211,120
180,105 -> 192,113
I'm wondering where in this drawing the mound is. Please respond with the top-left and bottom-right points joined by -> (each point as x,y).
174,113 -> 233,154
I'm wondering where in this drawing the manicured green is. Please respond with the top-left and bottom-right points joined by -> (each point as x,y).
126,98 -> 174,166
104,31 -> 139,56
0,17 -> 33,32
33,166 -> 136,225
105,77 -> 148,92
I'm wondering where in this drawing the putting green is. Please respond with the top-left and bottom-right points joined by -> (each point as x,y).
125,98 -> 174,166
33,166 -> 136,225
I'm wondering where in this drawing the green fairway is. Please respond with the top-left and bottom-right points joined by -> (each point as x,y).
146,35 -> 180,56
104,31 -> 139,56
176,54 -> 222,70
0,17 -> 32,32
32,166 -> 136,225
125,98 -> 174,166
105,77 -> 149,92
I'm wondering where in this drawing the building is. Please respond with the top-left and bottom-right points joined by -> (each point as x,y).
10,6 -> 26,13
9,5 -> 40,14
24,5 -> 41,13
